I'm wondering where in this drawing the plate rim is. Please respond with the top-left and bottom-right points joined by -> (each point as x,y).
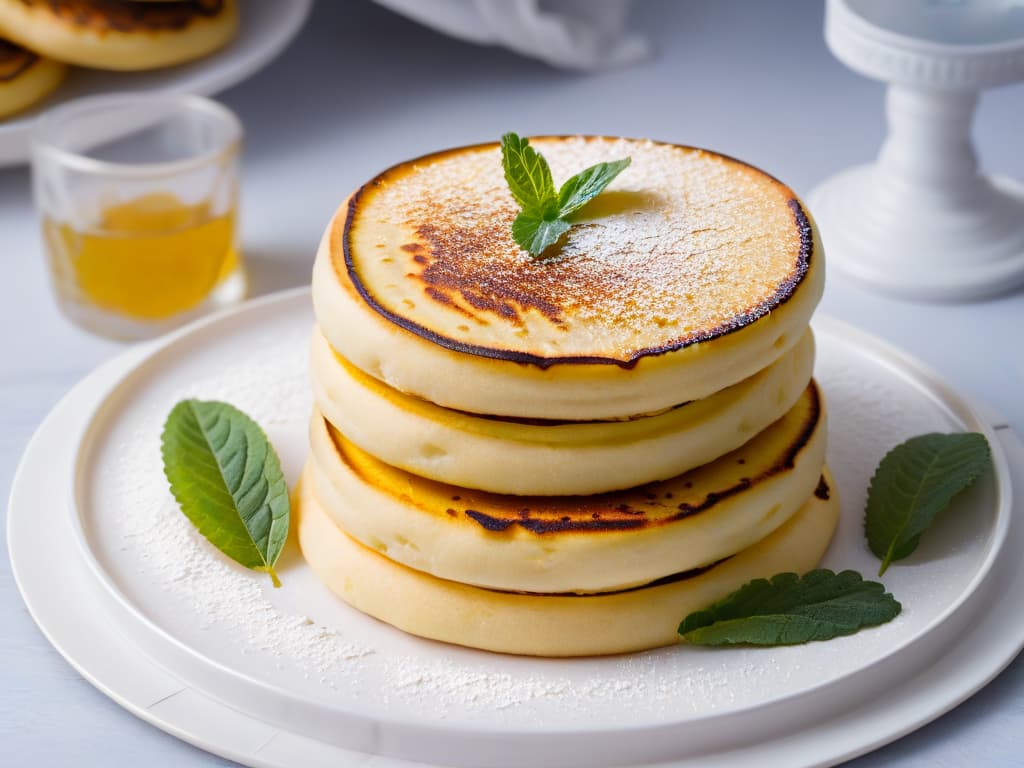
7,288 -> 1024,767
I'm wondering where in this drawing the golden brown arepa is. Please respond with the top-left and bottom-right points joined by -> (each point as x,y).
313,136 -> 823,420
0,38 -> 64,117
0,0 -> 238,71
296,465 -> 840,657
311,326 -> 815,496
307,381 -> 827,594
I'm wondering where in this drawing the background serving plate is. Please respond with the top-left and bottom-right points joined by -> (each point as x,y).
0,0 -> 312,167
8,288 -> 1023,767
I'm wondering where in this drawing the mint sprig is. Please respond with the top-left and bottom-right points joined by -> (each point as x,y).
161,400 -> 291,587
500,132 -> 630,256
865,432 -> 991,576
678,570 -> 901,646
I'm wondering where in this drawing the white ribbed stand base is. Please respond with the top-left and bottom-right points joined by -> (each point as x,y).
810,168 -> 1024,302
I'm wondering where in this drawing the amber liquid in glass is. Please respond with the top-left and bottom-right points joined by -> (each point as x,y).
45,192 -> 240,321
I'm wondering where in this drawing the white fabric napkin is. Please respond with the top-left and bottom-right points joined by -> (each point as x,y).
373,0 -> 650,70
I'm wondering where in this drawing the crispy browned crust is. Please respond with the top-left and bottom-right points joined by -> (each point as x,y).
337,137 -> 814,368
17,0 -> 227,34
518,472 -> 831,597
324,381 -> 822,537
0,38 -> 37,81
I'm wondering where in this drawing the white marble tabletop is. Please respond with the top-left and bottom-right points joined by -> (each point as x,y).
2,1 -> 1023,765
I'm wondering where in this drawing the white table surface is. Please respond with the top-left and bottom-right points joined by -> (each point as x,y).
2,1 -> 1022,765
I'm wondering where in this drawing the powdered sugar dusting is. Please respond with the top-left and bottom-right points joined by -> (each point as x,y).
347,137 -> 808,359
95,319 -> 378,688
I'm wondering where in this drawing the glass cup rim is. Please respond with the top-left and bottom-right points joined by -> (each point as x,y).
31,92 -> 242,177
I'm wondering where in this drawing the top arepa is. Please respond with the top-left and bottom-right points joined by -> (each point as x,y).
312,136 -> 823,420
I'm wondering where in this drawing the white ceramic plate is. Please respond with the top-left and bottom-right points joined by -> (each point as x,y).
8,288 -> 1023,767
0,0 -> 312,167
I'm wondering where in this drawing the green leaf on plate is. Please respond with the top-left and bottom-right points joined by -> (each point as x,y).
678,569 -> 901,646
161,399 -> 290,587
865,432 -> 991,576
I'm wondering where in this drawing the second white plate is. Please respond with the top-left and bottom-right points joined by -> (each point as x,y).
66,289 -> 1012,767
0,0 -> 312,166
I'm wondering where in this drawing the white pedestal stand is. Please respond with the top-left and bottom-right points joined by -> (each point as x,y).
809,0 -> 1024,301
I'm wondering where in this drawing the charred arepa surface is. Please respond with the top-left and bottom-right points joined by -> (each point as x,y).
311,325 -> 816,496
296,465 -> 840,657
313,136 -> 824,420
0,38 -> 64,117
307,381 -> 827,594
0,0 -> 238,71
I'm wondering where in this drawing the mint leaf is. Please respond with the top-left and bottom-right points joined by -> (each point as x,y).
865,432 -> 991,576
500,132 -> 556,214
161,400 -> 290,587
678,570 -> 901,646
557,158 -> 631,217
511,211 -> 571,256
500,133 -> 629,256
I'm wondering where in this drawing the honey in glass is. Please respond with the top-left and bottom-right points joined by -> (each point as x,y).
32,93 -> 244,340
45,192 -> 240,321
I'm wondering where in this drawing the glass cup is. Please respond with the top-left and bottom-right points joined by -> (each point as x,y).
31,93 -> 246,340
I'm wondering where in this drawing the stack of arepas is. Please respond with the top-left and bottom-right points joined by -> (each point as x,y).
301,136 -> 838,657
0,0 -> 238,118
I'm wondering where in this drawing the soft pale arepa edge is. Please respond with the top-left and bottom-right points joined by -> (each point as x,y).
296,465 -> 840,657
311,326 -> 816,495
